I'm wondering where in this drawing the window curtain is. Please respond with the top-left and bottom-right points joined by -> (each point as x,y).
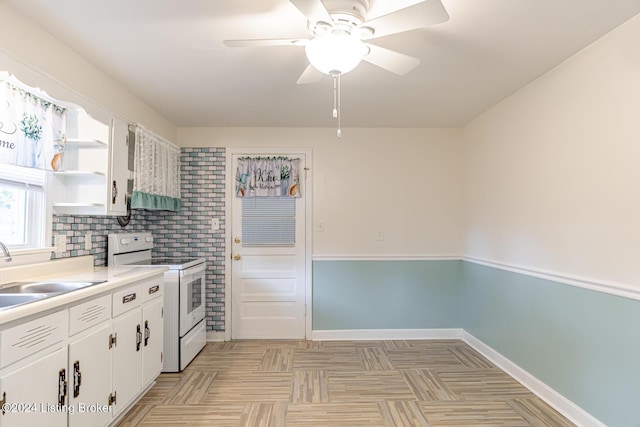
0,79 -> 66,171
131,124 -> 181,211
236,156 -> 301,198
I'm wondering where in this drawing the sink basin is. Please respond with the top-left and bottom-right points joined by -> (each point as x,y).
0,293 -> 49,310
0,280 -> 107,295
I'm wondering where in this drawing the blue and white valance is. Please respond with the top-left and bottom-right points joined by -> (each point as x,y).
236,156 -> 301,198
0,78 -> 66,171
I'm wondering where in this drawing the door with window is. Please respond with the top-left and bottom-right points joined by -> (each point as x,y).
231,153 -> 307,339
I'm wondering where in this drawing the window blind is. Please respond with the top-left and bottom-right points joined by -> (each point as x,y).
242,197 -> 296,246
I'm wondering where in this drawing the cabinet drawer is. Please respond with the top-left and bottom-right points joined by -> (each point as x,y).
0,310 -> 68,368
112,283 -> 143,317
142,279 -> 163,303
69,294 -> 112,336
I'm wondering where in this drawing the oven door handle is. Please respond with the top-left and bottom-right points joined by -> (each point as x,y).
179,262 -> 207,277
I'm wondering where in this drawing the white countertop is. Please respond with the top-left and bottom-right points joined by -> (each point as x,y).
0,256 -> 168,327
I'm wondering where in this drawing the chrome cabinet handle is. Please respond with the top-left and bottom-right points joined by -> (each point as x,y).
122,293 -> 136,304
136,324 -> 142,352
112,180 -> 118,204
144,320 -> 150,346
58,369 -> 67,406
73,361 -> 82,398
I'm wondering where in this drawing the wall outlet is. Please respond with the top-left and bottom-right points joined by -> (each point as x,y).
211,218 -> 220,231
54,234 -> 66,253
376,230 -> 384,241
85,232 -> 92,250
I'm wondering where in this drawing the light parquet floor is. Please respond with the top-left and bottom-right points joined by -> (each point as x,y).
116,339 -> 575,426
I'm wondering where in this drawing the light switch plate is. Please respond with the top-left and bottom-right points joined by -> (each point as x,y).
211,218 -> 220,231
54,234 -> 66,253
85,232 -> 92,250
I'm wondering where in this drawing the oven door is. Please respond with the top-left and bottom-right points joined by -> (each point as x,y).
179,262 -> 206,336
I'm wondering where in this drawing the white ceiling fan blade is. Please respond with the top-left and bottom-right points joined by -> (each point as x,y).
289,0 -> 332,24
364,0 -> 449,40
296,64 -> 324,85
363,44 -> 420,75
223,39 -> 308,47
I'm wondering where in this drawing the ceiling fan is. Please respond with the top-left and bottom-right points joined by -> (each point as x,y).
223,0 -> 449,83
223,0 -> 448,137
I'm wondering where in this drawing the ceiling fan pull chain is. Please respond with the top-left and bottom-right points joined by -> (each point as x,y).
337,73 -> 342,139
333,74 -> 338,119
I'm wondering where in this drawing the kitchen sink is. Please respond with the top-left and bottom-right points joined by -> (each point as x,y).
0,293 -> 49,311
0,280 -> 107,295
0,280 -> 108,311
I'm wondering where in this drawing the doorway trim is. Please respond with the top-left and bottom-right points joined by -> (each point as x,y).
224,147 -> 313,341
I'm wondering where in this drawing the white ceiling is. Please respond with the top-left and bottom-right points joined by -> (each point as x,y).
5,0 -> 640,128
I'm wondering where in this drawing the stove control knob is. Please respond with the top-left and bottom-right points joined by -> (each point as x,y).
120,238 -> 131,245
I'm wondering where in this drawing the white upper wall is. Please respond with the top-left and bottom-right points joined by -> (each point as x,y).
180,127 -> 464,256
0,2 -> 176,141
462,14 -> 640,288
0,1 -> 464,258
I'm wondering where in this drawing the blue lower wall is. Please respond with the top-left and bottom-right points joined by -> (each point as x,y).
460,262 -> 640,427
312,260 -> 461,330
312,259 -> 640,427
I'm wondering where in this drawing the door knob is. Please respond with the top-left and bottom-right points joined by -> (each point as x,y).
233,253 -> 241,260
234,237 -> 241,243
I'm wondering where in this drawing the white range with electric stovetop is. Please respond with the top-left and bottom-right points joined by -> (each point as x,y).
108,232 -> 206,372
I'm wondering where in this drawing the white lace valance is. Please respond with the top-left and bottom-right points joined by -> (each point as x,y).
0,78 -> 66,171
131,124 -> 181,211
236,156 -> 301,198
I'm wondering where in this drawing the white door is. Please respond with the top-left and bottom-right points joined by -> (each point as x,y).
231,153 -> 307,339
142,298 -> 164,387
112,309 -> 142,416
0,347 -> 68,427
108,116 -> 129,215
68,323 -> 112,427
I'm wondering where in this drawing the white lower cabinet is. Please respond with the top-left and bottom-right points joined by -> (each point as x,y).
0,347 -> 68,427
111,278 -> 164,418
68,323 -> 113,427
112,308 -> 142,417
142,297 -> 164,387
0,274 -> 164,427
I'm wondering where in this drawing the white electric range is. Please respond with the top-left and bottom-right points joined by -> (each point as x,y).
108,232 -> 206,372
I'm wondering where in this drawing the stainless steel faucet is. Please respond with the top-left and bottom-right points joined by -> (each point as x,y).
0,241 -> 12,262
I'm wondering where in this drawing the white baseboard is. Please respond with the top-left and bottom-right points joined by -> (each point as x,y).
461,331 -> 605,427
311,328 -> 463,341
206,331 -> 225,342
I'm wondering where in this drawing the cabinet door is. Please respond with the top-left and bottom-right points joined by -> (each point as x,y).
0,347 -> 67,427
68,323 -> 113,427
142,298 -> 164,387
108,116 -> 130,215
112,309 -> 142,416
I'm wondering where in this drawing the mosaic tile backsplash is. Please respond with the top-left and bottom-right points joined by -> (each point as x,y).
52,147 -> 226,332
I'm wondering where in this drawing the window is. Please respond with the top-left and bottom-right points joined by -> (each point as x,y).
242,197 -> 296,246
0,164 -> 46,249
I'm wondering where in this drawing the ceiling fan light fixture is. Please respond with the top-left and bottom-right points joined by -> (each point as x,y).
305,33 -> 367,75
